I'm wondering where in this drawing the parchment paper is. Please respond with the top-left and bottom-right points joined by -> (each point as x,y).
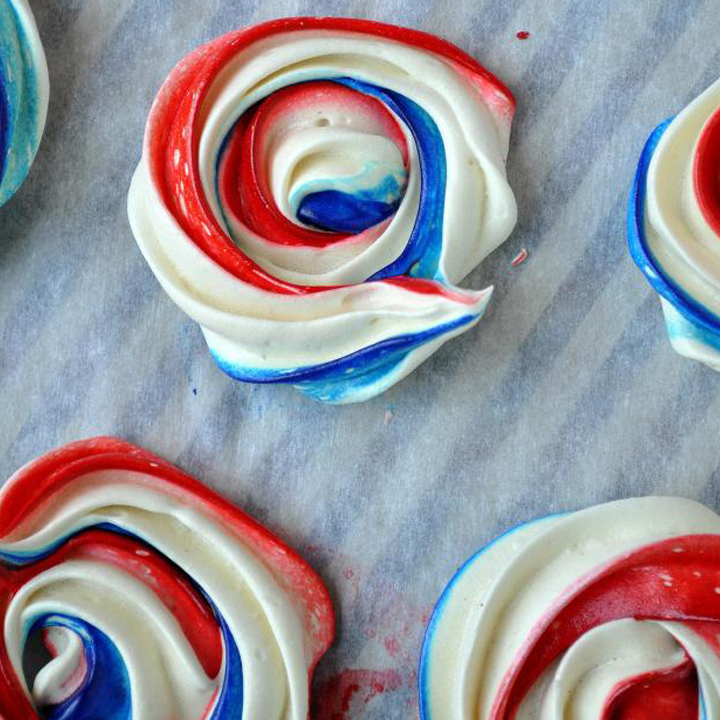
1,0 -> 719,717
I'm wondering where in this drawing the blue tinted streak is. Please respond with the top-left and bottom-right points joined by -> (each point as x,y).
627,118 -> 720,344
212,314 -> 478,403
29,614 -> 131,720
333,78 -> 447,282
11,527 -> 245,720
207,612 -> 243,719
297,189 -> 399,233
0,52 -> 7,186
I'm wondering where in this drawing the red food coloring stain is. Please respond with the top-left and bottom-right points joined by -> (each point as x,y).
384,636 -> 401,657
601,659 -> 698,720
516,31 -> 530,40
313,669 -> 402,720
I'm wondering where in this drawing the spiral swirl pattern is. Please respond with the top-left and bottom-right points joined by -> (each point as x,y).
628,77 -> 720,370
127,17 -> 517,403
420,497 -> 720,720
0,437 -> 334,720
0,0 -> 48,207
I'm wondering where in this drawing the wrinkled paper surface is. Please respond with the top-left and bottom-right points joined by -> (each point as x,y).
1,1 -> 718,717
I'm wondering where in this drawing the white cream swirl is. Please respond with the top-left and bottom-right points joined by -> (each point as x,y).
0,437 -> 334,720
127,18 -> 517,403
420,497 -> 720,720
629,78 -> 720,370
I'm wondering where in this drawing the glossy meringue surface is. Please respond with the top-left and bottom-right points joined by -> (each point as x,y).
420,497 -> 720,720
0,0 -> 48,208
0,437 -> 334,720
128,17 -> 517,404
628,78 -> 720,371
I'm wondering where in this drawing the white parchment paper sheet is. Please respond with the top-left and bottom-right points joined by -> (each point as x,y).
1,0 -> 719,717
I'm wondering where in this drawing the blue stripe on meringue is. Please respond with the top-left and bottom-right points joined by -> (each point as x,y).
296,188 -> 401,233
212,78 -> 473,403
210,312 -> 479,404
332,77 -> 447,282
10,526 -> 245,720
0,522 -> 142,565
208,611 -> 244,720
294,159 -> 406,233
28,614 -> 131,720
216,77 -> 447,281
26,609 -> 245,720
0,45 -> 8,189
627,117 -> 720,349
0,0 -> 16,190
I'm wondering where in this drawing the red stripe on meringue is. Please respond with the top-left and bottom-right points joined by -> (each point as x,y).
382,277 -> 488,305
69,530 -> 223,678
145,17 -> 513,296
0,437 -> 335,687
18,530 -> 222,678
221,80 -> 407,248
490,535 -> 720,720
600,657 -> 698,720
694,105 -> 720,238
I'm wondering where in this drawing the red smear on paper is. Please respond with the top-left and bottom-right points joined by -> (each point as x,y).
384,636 -> 401,657
313,668 -> 402,720
302,542 -> 432,719
516,31 -> 530,40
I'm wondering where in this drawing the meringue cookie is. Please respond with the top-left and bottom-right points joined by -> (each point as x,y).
128,17 -> 517,404
0,0 -> 48,207
0,437 -> 334,720
420,497 -> 720,720
628,78 -> 720,370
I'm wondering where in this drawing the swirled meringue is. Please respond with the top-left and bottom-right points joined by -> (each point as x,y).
0,0 -> 48,207
0,437 -> 334,719
127,17 -> 517,403
628,78 -> 720,370
420,497 -> 720,720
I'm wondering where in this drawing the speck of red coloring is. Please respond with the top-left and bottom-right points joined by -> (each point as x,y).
511,248 -> 529,268
384,636 -> 401,657
312,669 -> 402,720
516,30 -> 530,40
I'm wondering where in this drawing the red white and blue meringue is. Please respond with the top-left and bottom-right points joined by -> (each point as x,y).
0,0 -> 48,207
0,437 -> 334,720
629,78 -> 720,370
127,18 -> 517,403
420,497 -> 720,720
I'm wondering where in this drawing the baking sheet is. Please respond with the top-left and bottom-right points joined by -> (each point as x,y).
1,0 -> 719,717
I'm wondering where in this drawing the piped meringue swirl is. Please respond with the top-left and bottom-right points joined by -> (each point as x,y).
628,78 -> 720,370
0,437 -> 334,720
0,0 -> 48,207
420,497 -> 720,720
127,17 -> 517,403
